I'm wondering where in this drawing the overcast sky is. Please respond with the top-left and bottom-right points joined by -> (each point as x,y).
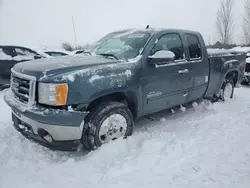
0,0 -> 245,49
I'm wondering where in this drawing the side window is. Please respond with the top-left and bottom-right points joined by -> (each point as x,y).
186,34 -> 202,60
0,47 -> 16,59
151,33 -> 184,60
13,47 -> 38,61
15,47 -> 38,57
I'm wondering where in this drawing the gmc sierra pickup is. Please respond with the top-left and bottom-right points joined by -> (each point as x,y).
4,28 -> 246,151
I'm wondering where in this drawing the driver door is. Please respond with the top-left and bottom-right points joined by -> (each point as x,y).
142,33 -> 194,115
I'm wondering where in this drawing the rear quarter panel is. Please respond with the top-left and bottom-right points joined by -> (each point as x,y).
205,54 -> 245,97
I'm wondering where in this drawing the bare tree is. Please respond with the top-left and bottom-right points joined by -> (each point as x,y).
61,42 -> 74,51
242,0 -> 250,45
216,0 -> 234,44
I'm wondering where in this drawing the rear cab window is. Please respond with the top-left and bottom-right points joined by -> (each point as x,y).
185,34 -> 202,60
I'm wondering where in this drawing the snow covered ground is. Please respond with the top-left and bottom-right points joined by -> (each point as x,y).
1,87 -> 250,188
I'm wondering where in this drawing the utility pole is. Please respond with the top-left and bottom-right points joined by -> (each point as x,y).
72,16 -> 77,48
208,36 -> 211,46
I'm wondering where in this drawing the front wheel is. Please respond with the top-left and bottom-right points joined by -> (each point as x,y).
220,79 -> 234,101
82,101 -> 134,150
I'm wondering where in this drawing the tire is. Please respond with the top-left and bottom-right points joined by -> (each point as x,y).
220,79 -> 234,101
82,101 -> 134,151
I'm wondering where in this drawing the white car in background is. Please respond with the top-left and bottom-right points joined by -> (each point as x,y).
242,57 -> 250,85
230,46 -> 250,85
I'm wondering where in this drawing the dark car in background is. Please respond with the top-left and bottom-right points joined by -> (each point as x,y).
0,45 -> 46,89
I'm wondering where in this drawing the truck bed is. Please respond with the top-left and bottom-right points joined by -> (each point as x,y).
207,48 -> 246,57
205,48 -> 246,97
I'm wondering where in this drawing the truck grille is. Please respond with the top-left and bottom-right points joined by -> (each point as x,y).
11,75 -> 30,104
246,63 -> 250,73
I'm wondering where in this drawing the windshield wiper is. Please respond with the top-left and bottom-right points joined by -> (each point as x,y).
97,53 -> 118,60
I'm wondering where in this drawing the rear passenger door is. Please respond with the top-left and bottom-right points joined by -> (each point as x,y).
184,34 -> 209,102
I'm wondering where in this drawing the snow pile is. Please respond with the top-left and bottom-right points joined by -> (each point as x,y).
207,48 -> 230,54
207,48 -> 232,56
231,46 -> 250,53
1,88 -> 250,187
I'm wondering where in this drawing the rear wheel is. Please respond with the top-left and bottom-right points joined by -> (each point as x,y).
220,79 -> 234,101
82,101 -> 134,150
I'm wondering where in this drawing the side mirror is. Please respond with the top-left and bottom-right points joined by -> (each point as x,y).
148,50 -> 175,65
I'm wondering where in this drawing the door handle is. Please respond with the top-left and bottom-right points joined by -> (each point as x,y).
178,69 -> 189,74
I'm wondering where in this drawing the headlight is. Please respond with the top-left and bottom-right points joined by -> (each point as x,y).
38,83 -> 68,106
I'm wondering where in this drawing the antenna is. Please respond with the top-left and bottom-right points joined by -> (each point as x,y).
72,16 -> 77,48
146,25 -> 149,29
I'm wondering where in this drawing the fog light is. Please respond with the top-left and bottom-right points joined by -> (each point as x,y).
43,134 -> 53,143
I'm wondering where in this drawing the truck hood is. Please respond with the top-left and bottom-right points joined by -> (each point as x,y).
13,55 -> 122,80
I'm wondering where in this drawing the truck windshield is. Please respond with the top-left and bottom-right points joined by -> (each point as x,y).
92,31 -> 151,61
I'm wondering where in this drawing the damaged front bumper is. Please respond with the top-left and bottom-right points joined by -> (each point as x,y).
4,89 -> 89,151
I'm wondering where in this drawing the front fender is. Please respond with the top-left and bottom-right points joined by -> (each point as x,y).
59,62 -> 141,105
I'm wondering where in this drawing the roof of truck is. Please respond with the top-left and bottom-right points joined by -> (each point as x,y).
109,28 -> 201,35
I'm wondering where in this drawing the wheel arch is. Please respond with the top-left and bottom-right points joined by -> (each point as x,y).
225,70 -> 239,86
86,91 -> 138,118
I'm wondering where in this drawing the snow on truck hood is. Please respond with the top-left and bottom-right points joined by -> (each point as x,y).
13,55 -> 123,80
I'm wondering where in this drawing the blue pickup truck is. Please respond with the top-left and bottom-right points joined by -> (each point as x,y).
4,28 -> 245,151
